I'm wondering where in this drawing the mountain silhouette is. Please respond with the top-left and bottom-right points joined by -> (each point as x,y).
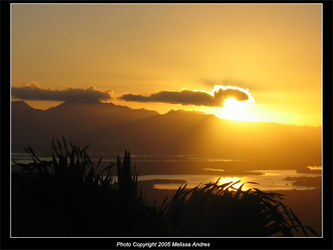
11,101 -> 321,170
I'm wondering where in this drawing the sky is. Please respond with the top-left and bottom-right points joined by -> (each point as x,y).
11,3 -> 322,126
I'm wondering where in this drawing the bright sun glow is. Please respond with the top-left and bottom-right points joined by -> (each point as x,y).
221,98 -> 252,121
207,85 -> 257,122
224,98 -> 243,110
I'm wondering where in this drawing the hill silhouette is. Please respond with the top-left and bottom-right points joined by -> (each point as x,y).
11,101 -> 321,170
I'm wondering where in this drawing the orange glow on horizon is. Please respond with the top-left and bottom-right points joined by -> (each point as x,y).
11,4 -> 322,127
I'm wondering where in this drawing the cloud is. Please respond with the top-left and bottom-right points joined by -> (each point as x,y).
12,82 -> 113,102
120,89 -> 217,106
119,85 -> 255,107
12,82 -> 255,107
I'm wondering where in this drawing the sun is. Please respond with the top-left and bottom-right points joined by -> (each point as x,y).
221,98 -> 249,121
199,85 -> 258,122
207,96 -> 257,122
224,98 -> 243,110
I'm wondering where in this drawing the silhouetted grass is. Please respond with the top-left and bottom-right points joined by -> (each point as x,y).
12,138 -> 173,236
161,180 -> 318,237
12,138 -> 318,237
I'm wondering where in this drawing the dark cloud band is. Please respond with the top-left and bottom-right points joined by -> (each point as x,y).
12,83 -> 254,107
12,82 -> 113,102
120,85 -> 253,107
121,90 -> 218,106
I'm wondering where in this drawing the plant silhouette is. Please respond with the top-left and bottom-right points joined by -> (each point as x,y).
12,138 -> 318,237
161,180 -> 318,237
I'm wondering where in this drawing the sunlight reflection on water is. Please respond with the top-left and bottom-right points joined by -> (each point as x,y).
144,169 -> 321,191
11,153 -> 321,191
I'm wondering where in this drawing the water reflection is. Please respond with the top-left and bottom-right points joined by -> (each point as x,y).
144,169 -> 321,191
11,153 -> 321,191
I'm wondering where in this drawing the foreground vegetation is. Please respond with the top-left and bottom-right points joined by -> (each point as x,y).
12,138 -> 318,237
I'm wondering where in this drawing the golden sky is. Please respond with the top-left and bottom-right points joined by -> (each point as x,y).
11,3 -> 322,126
